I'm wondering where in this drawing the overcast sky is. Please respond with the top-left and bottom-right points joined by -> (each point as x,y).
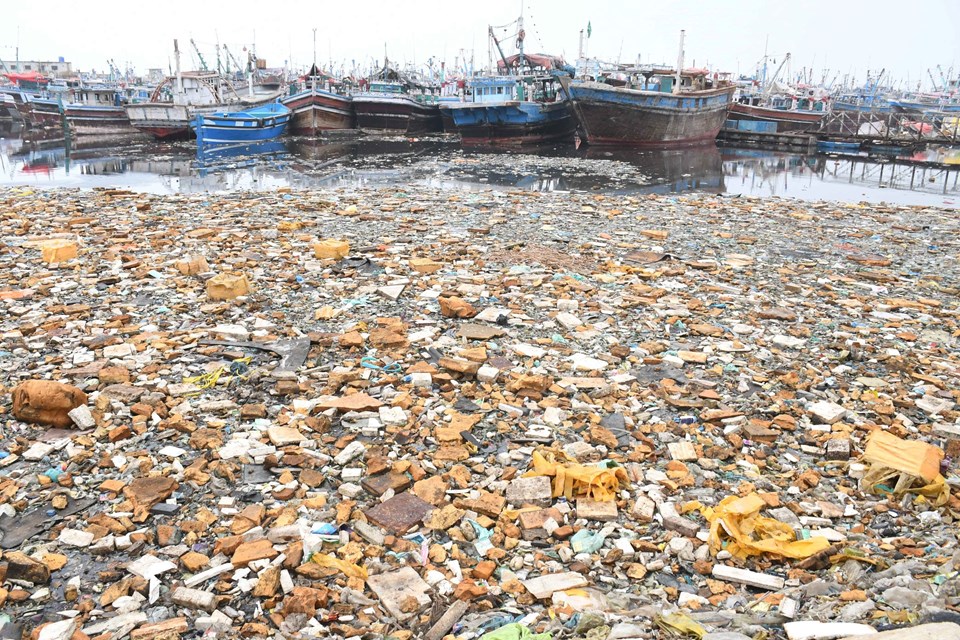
2,0 -> 959,90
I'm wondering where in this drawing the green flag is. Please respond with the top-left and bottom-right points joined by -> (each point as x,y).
587,21 -> 592,38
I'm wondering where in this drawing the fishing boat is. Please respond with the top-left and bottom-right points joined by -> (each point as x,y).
191,102 -> 291,145
0,93 -> 18,122
441,15 -> 576,146
727,101 -> 826,132
352,62 -> 442,134
281,64 -> 354,134
561,32 -> 735,147
0,87 -> 32,123
441,56 -> 576,145
125,40 -> 284,140
63,86 -> 139,136
889,95 -> 960,115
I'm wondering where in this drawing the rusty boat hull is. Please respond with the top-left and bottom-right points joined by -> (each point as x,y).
563,78 -> 735,147
352,95 -> 442,134
727,102 -> 825,133
281,88 -> 354,134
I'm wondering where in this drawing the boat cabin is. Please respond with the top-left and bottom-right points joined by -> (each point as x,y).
357,69 -> 441,104
146,72 -> 234,106
74,87 -> 124,107
466,74 -> 562,103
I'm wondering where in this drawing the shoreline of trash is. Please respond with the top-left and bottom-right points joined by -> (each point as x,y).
1,185 -> 959,640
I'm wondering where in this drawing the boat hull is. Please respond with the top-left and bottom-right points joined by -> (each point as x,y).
64,105 -> 138,136
26,99 -> 63,128
442,100 -> 576,145
126,93 -> 284,140
282,89 -> 354,134
353,96 -> 442,134
727,102 -> 825,132
193,103 -> 292,144
833,101 -> 892,115
565,80 -> 736,147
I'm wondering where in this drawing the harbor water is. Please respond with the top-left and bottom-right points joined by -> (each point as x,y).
1,123 -> 959,207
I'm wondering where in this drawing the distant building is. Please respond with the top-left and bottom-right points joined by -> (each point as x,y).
7,59 -> 74,77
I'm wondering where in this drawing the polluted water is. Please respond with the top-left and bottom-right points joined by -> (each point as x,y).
1,128 -> 960,640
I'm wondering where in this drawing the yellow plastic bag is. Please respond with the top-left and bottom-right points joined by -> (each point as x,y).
656,611 -> 706,638
702,493 -> 831,561
525,450 -> 628,502
859,430 -> 949,507
310,553 -> 368,580
861,464 -> 950,507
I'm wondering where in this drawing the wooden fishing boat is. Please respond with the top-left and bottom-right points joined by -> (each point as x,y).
727,101 -> 826,133
126,41 -> 283,139
24,95 -> 64,128
562,30 -> 735,147
352,63 -> 441,134
561,69 -> 735,147
63,87 -> 139,136
191,102 -> 291,144
441,68 -> 576,146
127,71 -> 284,140
0,93 -> 18,122
281,65 -> 354,134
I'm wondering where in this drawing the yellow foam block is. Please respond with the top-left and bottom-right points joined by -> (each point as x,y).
313,239 -> 349,260
206,273 -> 252,300
41,239 -> 78,263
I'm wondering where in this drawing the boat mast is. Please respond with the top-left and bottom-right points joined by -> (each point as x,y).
673,30 -> 685,94
173,39 -> 184,102
764,53 -> 790,97
312,28 -> 317,92
517,11 -> 525,72
761,34 -> 768,92
247,51 -> 254,97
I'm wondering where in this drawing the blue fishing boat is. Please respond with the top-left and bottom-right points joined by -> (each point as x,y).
817,140 -> 861,153
191,102 -> 291,145
441,15 -> 575,146
441,62 -> 576,146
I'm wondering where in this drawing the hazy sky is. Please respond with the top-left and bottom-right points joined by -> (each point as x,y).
2,0 -> 959,89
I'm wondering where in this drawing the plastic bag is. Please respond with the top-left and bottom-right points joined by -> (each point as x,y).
526,450 -> 629,501
702,493 -> 831,560
861,464 -> 950,507
478,623 -> 552,640
310,552 -> 367,580
656,611 -> 706,638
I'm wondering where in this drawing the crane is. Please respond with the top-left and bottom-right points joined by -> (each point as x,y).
928,69 -> 940,92
223,44 -> 243,76
107,59 -> 123,81
937,65 -> 949,91
763,52 -> 791,96
190,39 -> 208,71
488,26 -> 511,75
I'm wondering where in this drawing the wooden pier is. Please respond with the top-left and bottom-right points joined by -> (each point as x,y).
717,128 -> 817,152
818,108 -> 960,147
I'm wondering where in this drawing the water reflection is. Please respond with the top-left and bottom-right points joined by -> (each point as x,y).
0,121 -> 957,207
721,147 -> 960,202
